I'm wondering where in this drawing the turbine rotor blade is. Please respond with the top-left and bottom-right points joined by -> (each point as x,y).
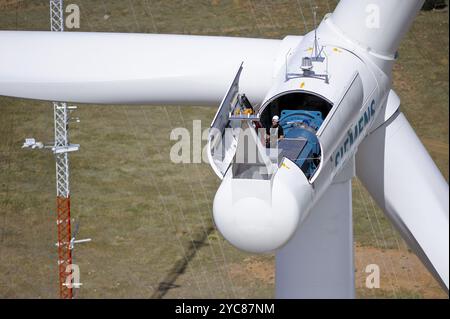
0,31 -> 283,105
356,111 -> 449,292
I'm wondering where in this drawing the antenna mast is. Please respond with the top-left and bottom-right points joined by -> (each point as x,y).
312,6 -> 324,62
49,0 -> 79,299
23,0 -> 90,299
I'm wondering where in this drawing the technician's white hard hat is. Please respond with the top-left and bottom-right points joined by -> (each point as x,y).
272,115 -> 280,122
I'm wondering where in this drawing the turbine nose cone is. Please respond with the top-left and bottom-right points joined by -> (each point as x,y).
214,194 -> 299,253
213,162 -> 313,253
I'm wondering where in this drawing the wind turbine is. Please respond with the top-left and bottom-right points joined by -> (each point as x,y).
0,0 -> 447,298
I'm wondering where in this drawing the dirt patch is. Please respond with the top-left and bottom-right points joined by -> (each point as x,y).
0,0 -> 25,10
228,256 -> 275,285
354,244 -> 447,298
227,245 -> 447,298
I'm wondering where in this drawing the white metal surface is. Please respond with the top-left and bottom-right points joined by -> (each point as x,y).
356,111 -> 449,291
276,175 -> 354,298
316,72 -> 364,162
330,0 -> 424,59
255,25 -> 382,187
208,63 -> 243,178
0,31 -> 287,106
259,36 -> 377,110
213,157 -> 312,253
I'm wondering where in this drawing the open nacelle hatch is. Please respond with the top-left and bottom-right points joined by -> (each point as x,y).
207,63 -> 263,179
208,67 -> 336,182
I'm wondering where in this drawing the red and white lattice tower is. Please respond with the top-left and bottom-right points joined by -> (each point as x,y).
50,0 -> 77,299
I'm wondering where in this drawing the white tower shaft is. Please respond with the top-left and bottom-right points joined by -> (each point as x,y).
276,161 -> 355,298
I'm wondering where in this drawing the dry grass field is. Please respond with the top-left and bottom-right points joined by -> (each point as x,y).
0,0 -> 448,298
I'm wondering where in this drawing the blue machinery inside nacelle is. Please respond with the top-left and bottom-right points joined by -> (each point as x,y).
278,110 -> 323,179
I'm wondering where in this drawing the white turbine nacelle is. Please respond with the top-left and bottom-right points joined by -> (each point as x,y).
208,13 -> 391,253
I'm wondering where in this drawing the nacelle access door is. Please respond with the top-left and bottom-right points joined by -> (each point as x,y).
207,63 -> 260,179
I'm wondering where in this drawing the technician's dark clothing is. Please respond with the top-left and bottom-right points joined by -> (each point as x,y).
266,124 -> 284,138
266,124 -> 284,148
